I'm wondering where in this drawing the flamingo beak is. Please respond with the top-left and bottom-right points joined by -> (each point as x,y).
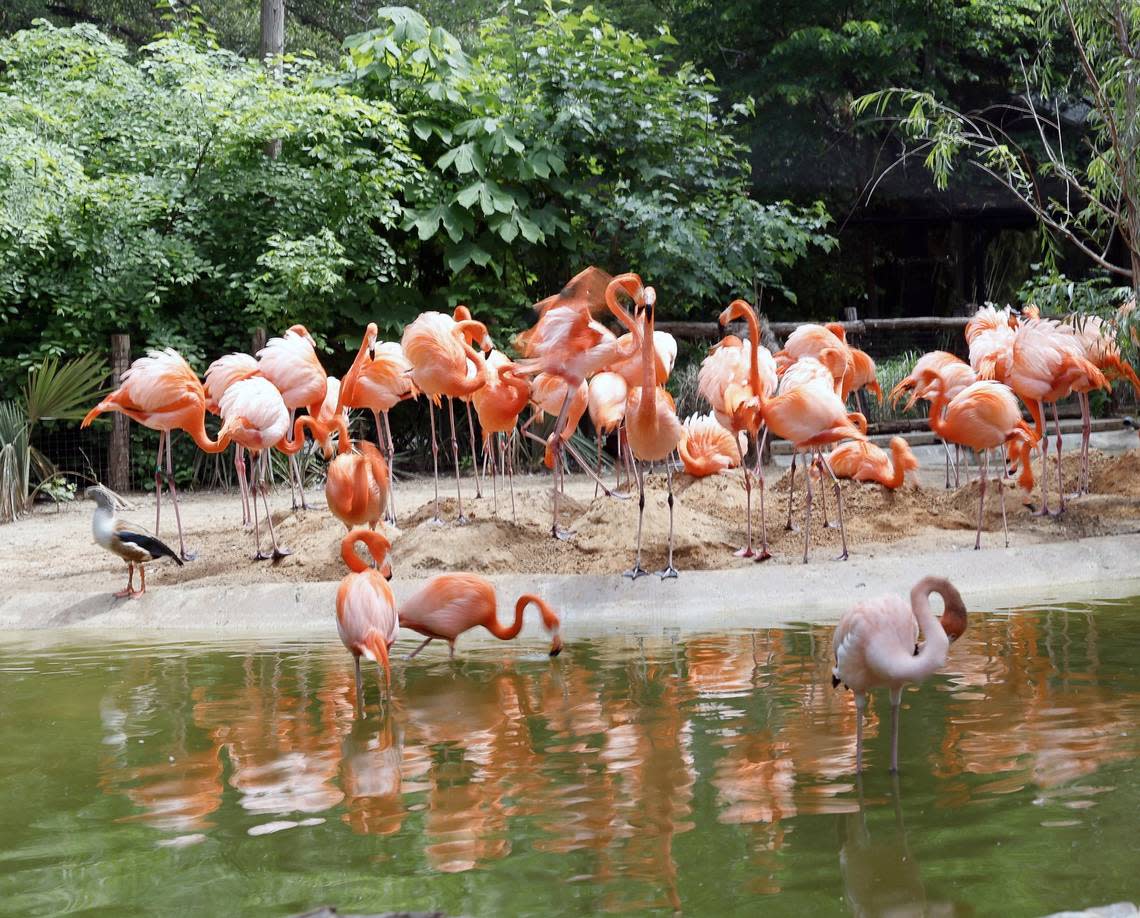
549,634 -> 563,657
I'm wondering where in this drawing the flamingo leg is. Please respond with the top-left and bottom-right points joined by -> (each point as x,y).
754,428 -> 771,561
1033,399 -> 1051,516
785,450 -> 798,531
115,563 -> 136,599
942,439 -> 954,489
236,445 -> 252,529
816,454 -> 835,529
487,436 -> 498,514
290,451 -> 310,511
996,449 -> 1009,547
974,451 -> 988,550
153,431 -> 165,537
249,454 -> 264,560
802,455 -> 813,563
447,397 -> 468,524
257,451 -> 291,561
465,398 -> 483,498
353,655 -> 363,714
1052,400 -> 1066,515
383,411 -> 398,524
428,399 -> 442,524
888,686 -> 902,774
504,431 -> 517,523
406,636 -> 433,660
546,390 -> 574,539
594,431 -> 604,499
164,431 -> 194,561
1078,391 -> 1091,495
819,453 -> 850,561
624,458 -> 648,579
734,434 -> 755,559
658,457 -> 678,579
854,692 -> 866,774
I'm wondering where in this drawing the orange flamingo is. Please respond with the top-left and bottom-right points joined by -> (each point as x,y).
917,372 -> 1035,548
82,347 -> 231,560
205,352 -> 261,527
841,347 -> 883,405
257,324 -> 328,510
336,529 -> 398,711
401,312 -> 489,524
716,299 -> 777,560
325,441 -> 390,532
471,350 -> 532,519
966,304 -> 1017,382
831,575 -> 968,772
625,290 -> 684,578
339,324 -> 419,524
587,371 -> 629,494
1007,317 -> 1107,515
398,573 -> 563,659
774,323 -> 852,393
828,437 -> 918,489
453,305 -> 492,499
891,352 -> 977,487
516,273 -> 646,538
678,413 -> 742,478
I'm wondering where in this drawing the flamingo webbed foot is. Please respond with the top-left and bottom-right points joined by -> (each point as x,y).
113,587 -> 134,599
128,590 -> 144,600
456,514 -> 470,526
253,550 -> 272,561
623,564 -> 648,580
835,550 -> 849,562
552,526 -> 576,541
272,548 -> 292,562
733,546 -> 756,559
657,565 -> 679,580
180,549 -> 198,562
784,522 -> 797,532
753,549 -> 772,563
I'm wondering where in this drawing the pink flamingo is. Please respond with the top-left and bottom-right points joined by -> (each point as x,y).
831,575 -> 968,773
587,371 -> 629,494
471,349 -> 532,519
204,352 -> 261,527
336,528 -> 398,712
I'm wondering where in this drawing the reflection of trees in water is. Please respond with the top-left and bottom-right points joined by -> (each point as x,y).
95,610 -> 1140,907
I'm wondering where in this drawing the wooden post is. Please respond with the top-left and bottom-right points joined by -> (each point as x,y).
260,0 -> 285,160
844,306 -> 859,323
108,334 -> 131,493
252,327 -> 267,354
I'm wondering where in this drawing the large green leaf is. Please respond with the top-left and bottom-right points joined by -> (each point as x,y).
24,353 -> 109,425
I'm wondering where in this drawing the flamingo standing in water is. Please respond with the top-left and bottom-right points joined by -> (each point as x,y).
828,438 -> 919,490
325,441 -> 390,532
471,350 -> 531,519
624,290 -> 684,578
399,572 -> 563,660
587,371 -> 629,494
336,528 -> 398,712
832,575 -> 968,773
256,325 -> 328,510
916,371 -> 1034,549
339,324 -> 418,523
516,272 -> 646,538
402,312 -> 489,524
82,347 -> 232,560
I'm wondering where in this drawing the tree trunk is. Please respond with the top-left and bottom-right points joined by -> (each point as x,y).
260,0 -> 285,160
109,334 -> 131,494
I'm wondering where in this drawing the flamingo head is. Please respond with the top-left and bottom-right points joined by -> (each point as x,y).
286,324 -> 316,347
364,323 -> 379,360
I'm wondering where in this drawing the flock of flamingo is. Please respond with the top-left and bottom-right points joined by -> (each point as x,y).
78,266 -> 1139,763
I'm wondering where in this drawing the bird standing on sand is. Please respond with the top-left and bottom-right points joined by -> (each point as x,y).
88,486 -> 183,598
336,529 -> 399,713
831,575 -> 968,773
398,573 -> 563,660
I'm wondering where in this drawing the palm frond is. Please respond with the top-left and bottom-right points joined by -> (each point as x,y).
0,401 -> 31,523
24,352 -> 110,426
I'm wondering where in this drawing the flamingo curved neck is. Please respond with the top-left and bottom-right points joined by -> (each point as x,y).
341,529 -> 390,573
884,445 -> 907,489
905,577 -> 954,676
185,412 -> 231,454
605,275 -> 644,347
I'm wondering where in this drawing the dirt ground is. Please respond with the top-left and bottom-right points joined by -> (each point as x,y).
2,447 -> 1139,596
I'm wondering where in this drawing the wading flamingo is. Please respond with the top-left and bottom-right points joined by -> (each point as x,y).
336,529 -> 398,712
204,352 -> 261,527
918,373 -> 1034,548
624,291 -> 685,579
401,312 -> 489,524
587,371 -> 629,494
325,441 -> 390,532
516,273 -> 646,538
87,485 -> 183,598
256,325 -> 327,510
828,437 -> 918,489
1007,317 -> 1107,515
339,324 -> 418,523
678,413 -> 742,478
398,573 -> 563,659
471,350 -> 531,519
82,347 -> 231,560
831,575 -> 968,773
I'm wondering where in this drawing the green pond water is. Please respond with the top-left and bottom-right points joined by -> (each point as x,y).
2,598 -> 1139,917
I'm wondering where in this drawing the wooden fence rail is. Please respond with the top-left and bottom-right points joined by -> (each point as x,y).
655,315 -> 970,341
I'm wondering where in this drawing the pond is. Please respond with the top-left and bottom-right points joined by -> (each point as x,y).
2,597 -> 1139,916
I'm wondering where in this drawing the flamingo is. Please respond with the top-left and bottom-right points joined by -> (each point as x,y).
841,347 -> 883,408
828,437 -> 919,490
401,312 -> 489,524
715,300 -> 778,560
917,372 -> 1035,549
453,305 -> 493,499
325,441 -> 390,532
966,304 -> 1017,382
216,376 -> 317,560
471,350 -> 531,520
1071,314 -> 1140,493
609,328 -> 678,389
831,575 -> 968,773
774,322 -> 853,393
677,413 -> 743,478
82,347 -> 231,560
398,572 -> 563,659
336,528 -> 398,712
87,485 -> 182,598
587,371 -> 629,494
516,272 -> 646,538
1007,317 -> 1107,515
339,324 -> 418,523
204,352 -> 261,527
624,290 -> 684,579
256,325 -> 328,510
890,352 -> 977,487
